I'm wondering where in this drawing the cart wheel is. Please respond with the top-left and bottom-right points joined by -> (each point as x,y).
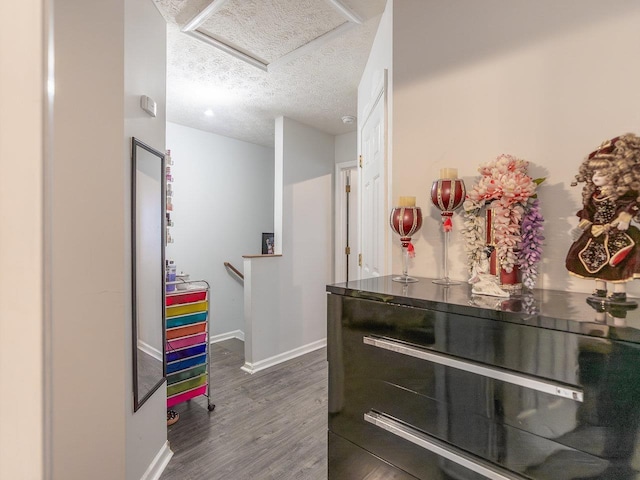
208,403 -> 216,412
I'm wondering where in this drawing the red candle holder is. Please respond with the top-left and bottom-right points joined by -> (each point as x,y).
389,206 -> 423,283
430,178 -> 466,285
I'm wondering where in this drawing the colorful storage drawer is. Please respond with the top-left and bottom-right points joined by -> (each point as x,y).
167,364 -> 207,385
166,332 -> 207,352
167,385 -> 207,408
166,353 -> 207,374
165,280 -> 214,411
166,289 -> 207,306
166,312 -> 207,329
166,344 -> 206,363
167,373 -> 207,397
166,301 -> 208,317
166,322 -> 206,340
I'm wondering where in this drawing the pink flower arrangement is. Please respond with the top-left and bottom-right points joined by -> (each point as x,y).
467,155 -> 537,205
463,154 -> 544,288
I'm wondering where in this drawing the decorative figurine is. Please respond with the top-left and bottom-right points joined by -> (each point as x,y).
468,247 -> 509,297
566,133 -> 640,308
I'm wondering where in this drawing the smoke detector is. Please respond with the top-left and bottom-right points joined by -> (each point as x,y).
341,115 -> 356,125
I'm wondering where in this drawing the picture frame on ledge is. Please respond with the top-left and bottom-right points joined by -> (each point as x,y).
262,233 -> 274,255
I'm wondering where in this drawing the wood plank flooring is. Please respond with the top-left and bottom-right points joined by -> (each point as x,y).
160,339 -> 328,480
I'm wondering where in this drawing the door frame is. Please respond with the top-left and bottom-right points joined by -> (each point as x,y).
334,160 -> 358,283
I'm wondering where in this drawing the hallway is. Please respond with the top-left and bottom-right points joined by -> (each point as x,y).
161,339 -> 328,479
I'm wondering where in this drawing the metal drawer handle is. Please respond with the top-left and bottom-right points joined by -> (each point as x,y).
364,411 -> 527,480
363,336 -> 583,402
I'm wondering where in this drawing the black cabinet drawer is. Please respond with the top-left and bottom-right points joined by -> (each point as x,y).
330,294 -> 640,394
330,356 -> 610,479
329,431 -> 420,480
329,424 -> 490,480
328,293 -> 640,479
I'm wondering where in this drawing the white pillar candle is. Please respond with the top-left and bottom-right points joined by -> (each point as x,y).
440,168 -> 458,179
398,196 -> 416,207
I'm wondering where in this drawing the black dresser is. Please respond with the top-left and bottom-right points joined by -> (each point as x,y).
327,276 -> 640,480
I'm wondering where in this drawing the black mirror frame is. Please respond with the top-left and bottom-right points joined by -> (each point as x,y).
131,137 -> 166,412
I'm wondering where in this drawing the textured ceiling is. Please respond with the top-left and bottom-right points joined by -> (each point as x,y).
199,0 -> 347,63
154,0 -> 387,147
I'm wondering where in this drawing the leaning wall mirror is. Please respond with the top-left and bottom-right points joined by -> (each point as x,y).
132,137 -> 166,412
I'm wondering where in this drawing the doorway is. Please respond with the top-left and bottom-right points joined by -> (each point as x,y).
335,161 -> 359,283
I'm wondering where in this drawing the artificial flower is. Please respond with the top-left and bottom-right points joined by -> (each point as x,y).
518,199 -> 545,289
462,154 -> 544,288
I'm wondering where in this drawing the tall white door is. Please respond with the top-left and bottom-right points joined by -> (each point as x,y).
359,83 -> 387,279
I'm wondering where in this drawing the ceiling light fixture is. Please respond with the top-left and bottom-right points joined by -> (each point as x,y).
341,115 -> 356,125
204,109 -> 214,117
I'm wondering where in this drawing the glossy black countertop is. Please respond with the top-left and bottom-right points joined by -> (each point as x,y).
327,276 -> 640,345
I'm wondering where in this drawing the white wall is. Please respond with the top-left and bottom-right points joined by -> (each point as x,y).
392,0 -> 640,295
0,0 -> 45,478
124,0 -> 169,478
335,131 -> 357,165
50,0 -> 127,478
243,117 -> 333,371
2,2 -> 168,478
166,122 -> 274,337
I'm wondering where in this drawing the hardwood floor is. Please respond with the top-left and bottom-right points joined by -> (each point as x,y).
160,339 -> 328,480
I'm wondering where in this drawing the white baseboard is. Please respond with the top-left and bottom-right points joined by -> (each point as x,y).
210,330 -> 245,343
139,440 -> 173,480
138,339 -> 162,362
241,338 -> 326,374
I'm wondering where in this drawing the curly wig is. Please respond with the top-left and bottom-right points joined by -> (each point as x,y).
573,133 -> 640,211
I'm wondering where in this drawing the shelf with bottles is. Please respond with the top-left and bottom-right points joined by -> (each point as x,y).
165,149 -> 174,245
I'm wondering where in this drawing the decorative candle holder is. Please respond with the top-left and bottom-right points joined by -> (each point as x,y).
430,171 -> 466,285
390,203 -> 423,283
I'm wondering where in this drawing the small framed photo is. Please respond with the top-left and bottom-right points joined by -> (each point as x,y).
262,233 -> 274,255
